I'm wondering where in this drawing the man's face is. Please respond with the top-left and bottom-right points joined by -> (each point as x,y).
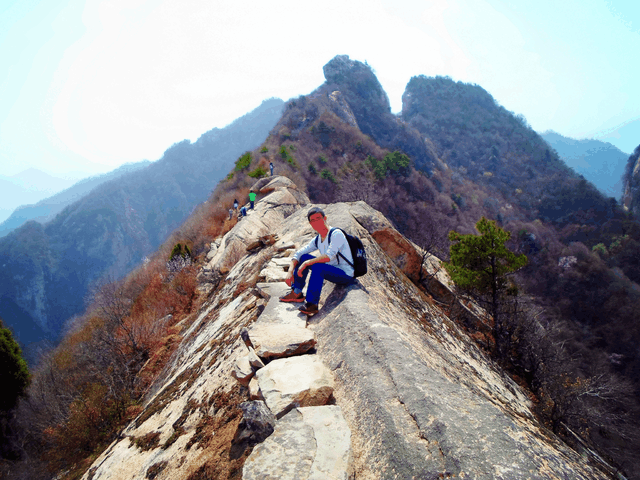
308,212 -> 326,233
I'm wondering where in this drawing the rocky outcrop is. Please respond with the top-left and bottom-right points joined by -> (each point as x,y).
82,177 -> 611,480
622,145 -> 640,214
322,55 -> 437,174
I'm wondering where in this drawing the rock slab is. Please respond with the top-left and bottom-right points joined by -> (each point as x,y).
249,324 -> 317,359
256,355 -> 334,418
243,406 -> 352,480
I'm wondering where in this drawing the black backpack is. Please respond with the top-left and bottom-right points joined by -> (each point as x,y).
315,227 -> 367,277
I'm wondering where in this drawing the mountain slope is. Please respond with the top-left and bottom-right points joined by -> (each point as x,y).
81,180 -> 612,480
542,131 -> 629,199
0,161 -> 151,238
0,99 -> 284,351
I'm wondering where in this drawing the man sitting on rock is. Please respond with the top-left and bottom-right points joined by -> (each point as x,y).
280,207 -> 355,315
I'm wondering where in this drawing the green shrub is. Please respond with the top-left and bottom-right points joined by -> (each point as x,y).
279,145 -> 298,168
234,152 -> 252,171
248,166 -> 268,178
169,243 -> 191,261
320,169 -> 337,183
260,146 -> 268,153
308,163 -> 317,175
318,155 -> 328,164
592,243 -> 608,256
367,151 -> 411,180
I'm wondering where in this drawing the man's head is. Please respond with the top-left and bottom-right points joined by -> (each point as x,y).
307,207 -> 328,233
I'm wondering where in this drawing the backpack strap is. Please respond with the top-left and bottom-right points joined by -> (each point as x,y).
332,228 -> 354,267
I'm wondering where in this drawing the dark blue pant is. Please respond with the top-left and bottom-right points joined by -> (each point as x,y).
292,254 -> 354,304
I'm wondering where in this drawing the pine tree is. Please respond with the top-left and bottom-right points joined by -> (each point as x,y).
443,217 -> 527,355
0,319 -> 30,413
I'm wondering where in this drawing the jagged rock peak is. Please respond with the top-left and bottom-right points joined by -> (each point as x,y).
322,55 -> 391,112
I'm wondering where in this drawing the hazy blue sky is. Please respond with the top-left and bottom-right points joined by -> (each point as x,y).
1,0 -> 639,210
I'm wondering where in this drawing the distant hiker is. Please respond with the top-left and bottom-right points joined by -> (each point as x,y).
249,190 -> 257,210
280,207 -> 356,316
269,162 -> 274,176
233,199 -> 239,211
229,208 -> 233,220
240,206 -> 247,218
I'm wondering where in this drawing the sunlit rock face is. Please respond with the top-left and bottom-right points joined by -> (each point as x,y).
83,177 -> 606,480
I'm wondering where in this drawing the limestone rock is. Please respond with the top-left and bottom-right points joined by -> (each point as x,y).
249,324 -> 317,359
249,377 -> 263,401
270,257 -> 291,268
206,243 -> 218,261
231,354 -> 254,385
233,401 -> 276,447
243,406 -> 352,480
247,346 -> 265,369
259,264 -> 289,283
252,175 -> 296,194
256,355 -> 334,418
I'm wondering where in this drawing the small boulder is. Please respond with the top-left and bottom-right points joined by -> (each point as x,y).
233,400 -> 276,447
247,346 -> 265,369
249,377 -> 264,401
256,355 -> 334,418
231,355 -> 254,385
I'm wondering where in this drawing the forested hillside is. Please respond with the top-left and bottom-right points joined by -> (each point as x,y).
0,98 -> 284,353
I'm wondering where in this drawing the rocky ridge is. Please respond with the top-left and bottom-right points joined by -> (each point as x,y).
82,176 -> 610,479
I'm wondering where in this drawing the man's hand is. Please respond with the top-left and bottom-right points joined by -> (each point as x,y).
297,260 -> 309,277
285,271 -> 294,287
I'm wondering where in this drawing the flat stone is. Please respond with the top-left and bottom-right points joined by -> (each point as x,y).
255,282 -> 308,329
243,406 -> 352,480
249,324 -> 317,360
256,355 -> 334,418
270,257 -> 292,268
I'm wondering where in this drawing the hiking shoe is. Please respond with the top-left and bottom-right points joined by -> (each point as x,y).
279,290 -> 304,303
299,302 -> 319,315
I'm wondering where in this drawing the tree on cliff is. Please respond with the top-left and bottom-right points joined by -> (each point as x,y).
0,319 -> 30,415
443,217 -> 527,356
0,317 -> 30,460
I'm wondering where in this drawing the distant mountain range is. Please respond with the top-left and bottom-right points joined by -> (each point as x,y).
541,131 -> 629,200
0,161 -> 152,238
0,98 -> 284,356
0,169 -> 82,224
